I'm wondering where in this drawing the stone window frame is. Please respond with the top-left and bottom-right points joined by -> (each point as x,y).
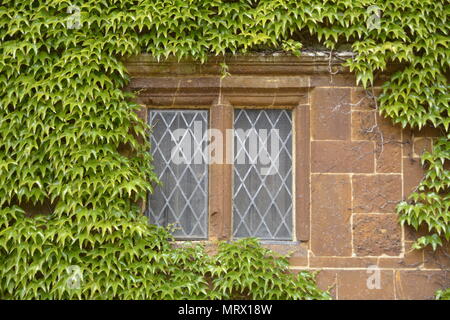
125,54 -> 352,243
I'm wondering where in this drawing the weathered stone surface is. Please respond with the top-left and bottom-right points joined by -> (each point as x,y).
352,174 -> 402,213
404,224 -> 429,241
338,270 -> 395,300
225,90 -> 308,106
125,53 -> 355,77
222,75 -> 309,89
352,214 -> 402,256
413,137 -> 433,157
311,141 -> 375,173
315,270 -> 337,299
222,76 -> 310,106
351,111 -> 377,141
295,104 -> 311,241
263,243 -> 309,267
403,126 -> 440,157
410,126 -> 443,138
423,241 -> 450,269
310,74 -> 356,87
377,113 -> 402,142
402,241 -> 424,268
309,255 -> 423,269
310,256 -> 386,268
395,271 -> 450,300
351,110 -> 402,142
403,157 -> 426,197
352,110 -> 402,174
288,256 -> 309,267
403,130 -> 414,158
311,174 -> 352,256
209,103 -> 233,240
311,87 -> 351,140
351,88 -> 381,111
375,142 -> 402,173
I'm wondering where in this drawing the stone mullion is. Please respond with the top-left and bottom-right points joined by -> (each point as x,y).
294,103 -> 311,241
208,100 -> 233,240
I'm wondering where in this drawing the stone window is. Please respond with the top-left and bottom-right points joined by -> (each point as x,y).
146,107 -> 295,241
127,55 -> 312,243
125,54 -> 449,299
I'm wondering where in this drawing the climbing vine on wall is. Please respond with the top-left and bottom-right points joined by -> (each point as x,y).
0,0 -> 448,299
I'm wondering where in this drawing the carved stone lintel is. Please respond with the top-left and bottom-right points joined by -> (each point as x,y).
124,54 -> 353,107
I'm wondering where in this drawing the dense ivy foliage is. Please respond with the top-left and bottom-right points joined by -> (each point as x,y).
398,136 -> 450,250
0,0 -> 448,299
0,207 -> 328,299
436,288 -> 450,300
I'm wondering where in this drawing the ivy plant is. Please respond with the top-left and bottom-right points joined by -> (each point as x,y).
0,0 -> 448,299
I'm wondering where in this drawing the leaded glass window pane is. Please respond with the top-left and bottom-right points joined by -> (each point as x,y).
146,110 -> 208,239
233,109 -> 293,240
